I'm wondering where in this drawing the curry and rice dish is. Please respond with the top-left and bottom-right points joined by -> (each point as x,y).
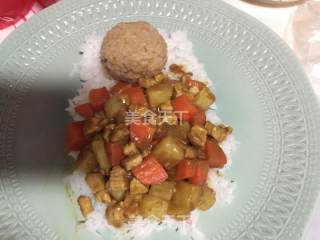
65,21 -> 235,237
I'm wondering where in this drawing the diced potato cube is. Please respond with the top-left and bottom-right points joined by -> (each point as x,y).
152,136 -> 184,169
170,212 -> 191,221
188,125 -> 207,147
130,178 -> 149,194
146,83 -> 173,107
123,154 -> 143,171
124,194 -> 143,206
193,87 -> 215,111
109,166 -> 129,192
110,124 -> 130,142
160,100 -> 174,112
104,96 -> 125,118
91,138 -> 110,174
183,91 -> 196,101
167,202 -> 190,218
139,195 -> 169,220
197,186 -> 216,211
95,190 -> 111,204
123,142 -> 139,156
170,182 -> 202,214
75,147 -> 98,173
189,86 -> 200,94
149,181 -> 175,201
78,195 -> 93,218
166,114 -> 178,125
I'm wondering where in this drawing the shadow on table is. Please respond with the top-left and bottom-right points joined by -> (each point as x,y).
0,74 -> 74,178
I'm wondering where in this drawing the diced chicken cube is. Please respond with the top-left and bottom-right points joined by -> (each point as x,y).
173,82 -> 184,97
184,146 -> 197,159
188,125 -> 207,147
74,147 -> 98,173
160,100 -> 174,112
141,149 -> 151,158
123,194 -> 143,219
109,166 -> 129,192
95,190 -> 112,204
106,202 -> 126,228
156,113 -> 178,126
107,186 -> 126,201
99,118 -> 110,128
123,142 -> 139,156
85,172 -> 105,194
103,124 -> 116,142
139,73 -> 164,88
193,87 -> 215,111
78,195 -> 93,218
110,124 -> 130,142
91,138 -> 110,174
169,64 -> 186,78
83,117 -> 103,137
154,73 -> 166,82
128,105 -> 150,118
115,109 -> 128,124
123,154 -> 143,171
205,121 -> 233,143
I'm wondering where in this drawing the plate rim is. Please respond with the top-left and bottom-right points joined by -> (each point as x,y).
0,0 -> 320,239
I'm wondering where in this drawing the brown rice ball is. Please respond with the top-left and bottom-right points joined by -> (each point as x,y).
100,21 -> 167,83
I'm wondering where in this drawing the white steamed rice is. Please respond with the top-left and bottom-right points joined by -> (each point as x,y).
64,30 -> 237,239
